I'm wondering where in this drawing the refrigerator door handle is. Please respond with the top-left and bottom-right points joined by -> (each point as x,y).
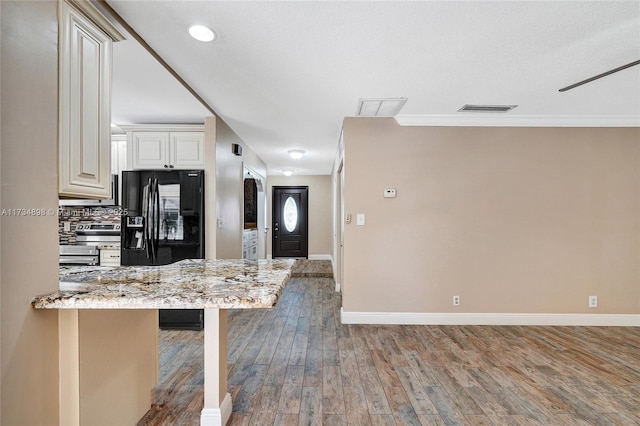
150,178 -> 156,263
153,177 -> 160,262
144,177 -> 153,261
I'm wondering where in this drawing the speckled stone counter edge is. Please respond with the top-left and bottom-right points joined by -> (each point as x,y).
32,258 -> 296,310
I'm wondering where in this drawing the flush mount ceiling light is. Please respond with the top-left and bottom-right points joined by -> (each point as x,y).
188,25 -> 215,42
280,169 -> 297,177
458,104 -> 518,113
288,149 -> 305,160
356,98 -> 407,117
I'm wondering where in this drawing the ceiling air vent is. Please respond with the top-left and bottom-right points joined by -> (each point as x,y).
458,104 -> 518,113
356,98 -> 407,117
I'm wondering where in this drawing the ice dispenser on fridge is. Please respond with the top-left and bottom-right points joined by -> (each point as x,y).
124,216 -> 144,249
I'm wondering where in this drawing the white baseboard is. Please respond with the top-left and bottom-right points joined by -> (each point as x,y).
340,308 -> 640,327
268,254 -> 332,261
309,254 -> 332,261
200,393 -> 232,426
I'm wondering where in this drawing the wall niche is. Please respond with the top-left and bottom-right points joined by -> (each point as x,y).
244,177 -> 257,228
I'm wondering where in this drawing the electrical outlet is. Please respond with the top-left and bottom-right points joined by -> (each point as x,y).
453,295 -> 460,306
589,295 -> 598,308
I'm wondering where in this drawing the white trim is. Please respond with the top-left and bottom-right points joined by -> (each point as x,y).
200,393 -> 232,426
119,124 -> 204,132
335,282 -> 341,292
309,254 -> 332,261
340,308 -> 640,327
66,0 -> 126,41
394,114 -> 640,128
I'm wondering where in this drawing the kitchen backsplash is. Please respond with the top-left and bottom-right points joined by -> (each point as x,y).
59,206 -> 122,245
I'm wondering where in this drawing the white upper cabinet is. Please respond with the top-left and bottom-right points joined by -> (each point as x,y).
130,132 -> 170,169
170,132 -> 205,168
58,0 -> 124,199
111,134 -> 128,176
124,125 -> 204,170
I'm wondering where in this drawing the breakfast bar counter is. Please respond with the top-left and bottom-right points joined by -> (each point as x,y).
34,258 -> 295,309
32,259 -> 295,426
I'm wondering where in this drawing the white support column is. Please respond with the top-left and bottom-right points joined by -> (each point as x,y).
59,309 -> 80,426
200,308 -> 232,426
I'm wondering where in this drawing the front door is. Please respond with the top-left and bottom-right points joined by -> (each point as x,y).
272,186 -> 308,258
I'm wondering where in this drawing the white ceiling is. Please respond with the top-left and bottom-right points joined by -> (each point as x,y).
107,1 -> 640,176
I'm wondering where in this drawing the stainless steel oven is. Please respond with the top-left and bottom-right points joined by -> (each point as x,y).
59,245 -> 99,265
59,221 -> 121,266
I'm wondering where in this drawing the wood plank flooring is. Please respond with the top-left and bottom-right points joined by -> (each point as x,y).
139,264 -> 640,425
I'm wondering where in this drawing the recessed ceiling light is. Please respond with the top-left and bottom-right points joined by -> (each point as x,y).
288,150 -> 305,160
188,25 -> 215,42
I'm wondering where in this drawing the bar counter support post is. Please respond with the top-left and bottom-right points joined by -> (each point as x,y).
200,308 -> 232,426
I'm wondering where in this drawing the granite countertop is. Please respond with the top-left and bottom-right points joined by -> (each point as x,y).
32,259 -> 295,310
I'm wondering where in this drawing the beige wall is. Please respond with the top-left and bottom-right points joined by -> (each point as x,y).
204,116 -> 217,259
0,1 -> 3,419
342,118 -> 640,315
215,119 -> 266,259
267,175 -> 333,257
1,1 -> 61,423
77,310 -> 158,425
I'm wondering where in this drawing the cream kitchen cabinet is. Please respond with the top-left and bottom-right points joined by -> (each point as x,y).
99,247 -> 121,266
123,125 -> 205,170
58,0 -> 124,199
243,229 -> 259,260
111,135 -> 128,176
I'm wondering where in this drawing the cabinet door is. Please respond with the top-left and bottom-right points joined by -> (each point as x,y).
100,249 -> 121,266
111,136 -> 127,175
58,2 -> 112,198
117,138 -> 127,173
111,141 -> 119,175
170,132 -> 204,169
130,132 -> 169,169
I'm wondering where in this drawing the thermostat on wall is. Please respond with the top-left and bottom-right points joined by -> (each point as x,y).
384,188 -> 396,198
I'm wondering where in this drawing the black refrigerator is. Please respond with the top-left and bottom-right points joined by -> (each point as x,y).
120,170 -> 204,329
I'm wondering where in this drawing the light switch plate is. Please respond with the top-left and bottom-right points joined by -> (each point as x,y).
384,188 -> 396,198
356,214 -> 365,226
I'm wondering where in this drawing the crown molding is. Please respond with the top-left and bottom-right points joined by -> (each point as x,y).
66,0 -> 126,42
395,114 -> 640,127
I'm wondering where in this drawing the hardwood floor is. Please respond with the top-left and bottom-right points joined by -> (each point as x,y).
139,265 -> 640,425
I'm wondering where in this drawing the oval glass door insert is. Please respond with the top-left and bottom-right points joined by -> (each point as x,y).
283,196 -> 298,232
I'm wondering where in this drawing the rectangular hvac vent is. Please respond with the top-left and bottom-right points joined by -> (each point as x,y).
356,98 -> 407,117
458,104 -> 518,113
